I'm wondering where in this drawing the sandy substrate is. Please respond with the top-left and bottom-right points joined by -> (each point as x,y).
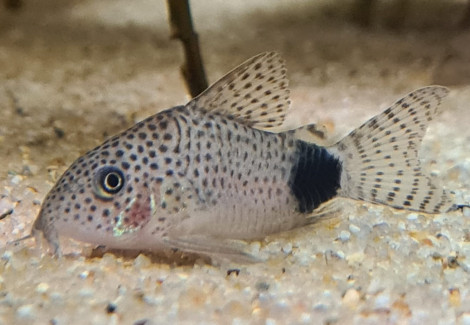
1,0 -> 470,324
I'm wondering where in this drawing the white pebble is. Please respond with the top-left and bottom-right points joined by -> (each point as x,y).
26,164 -> 39,175
35,282 -> 49,294
374,294 -> 390,309
266,319 -> 276,325
407,213 -> 418,220
16,304 -> 35,319
343,288 -> 360,308
313,303 -> 328,311
143,294 -> 163,306
133,254 -> 151,269
11,222 -> 25,235
296,254 -> 313,266
107,314 -> 119,325
299,313 -> 311,323
50,292 -> 63,302
10,175 -> 23,185
0,197 -> 15,215
282,243 -> 292,254
79,270 -> 89,279
2,251 -> 12,262
91,314 -> 109,325
248,242 -> 260,256
78,288 -> 94,297
459,312 -> 470,325
349,224 -> 360,234
463,207 -> 470,218
398,221 -> 406,231
117,285 -> 128,296
347,252 -> 365,264
339,230 -> 351,242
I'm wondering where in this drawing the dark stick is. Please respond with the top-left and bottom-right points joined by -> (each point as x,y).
167,0 -> 208,98
460,1 -> 470,28
352,0 -> 375,28
383,0 -> 407,30
4,0 -> 22,10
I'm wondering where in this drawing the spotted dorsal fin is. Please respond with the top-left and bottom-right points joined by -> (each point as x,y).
188,52 -> 290,130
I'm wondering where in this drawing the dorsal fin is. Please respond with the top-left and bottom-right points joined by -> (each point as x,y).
188,52 -> 291,130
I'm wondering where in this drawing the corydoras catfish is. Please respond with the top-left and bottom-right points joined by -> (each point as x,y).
30,52 -> 455,260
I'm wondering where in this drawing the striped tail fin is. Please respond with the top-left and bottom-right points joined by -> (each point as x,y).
330,86 -> 453,214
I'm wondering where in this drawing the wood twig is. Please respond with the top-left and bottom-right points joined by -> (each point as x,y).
352,0 -> 375,28
167,0 -> 208,98
460,1 -> 470,28
4,0 -> 22,10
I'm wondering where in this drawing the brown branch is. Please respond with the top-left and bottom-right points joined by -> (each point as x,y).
352,0 -> 375,28
4,0 -> 22,10
167,0 -> 208,98
460,1 -> 470,28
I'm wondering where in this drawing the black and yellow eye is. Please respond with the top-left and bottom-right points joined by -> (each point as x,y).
102,170 -> 124,193
93,167 -> 125,199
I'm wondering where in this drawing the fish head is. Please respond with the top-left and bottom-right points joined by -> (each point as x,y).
33,119 -> 167,252
32,51 -> 293,255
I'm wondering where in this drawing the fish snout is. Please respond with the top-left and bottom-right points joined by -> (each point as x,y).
32,208 -> 61,256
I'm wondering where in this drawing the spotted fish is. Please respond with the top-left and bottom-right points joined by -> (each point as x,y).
31,52 -> 453,260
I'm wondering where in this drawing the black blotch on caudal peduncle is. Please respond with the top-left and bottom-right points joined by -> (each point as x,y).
289,140 -> 342,214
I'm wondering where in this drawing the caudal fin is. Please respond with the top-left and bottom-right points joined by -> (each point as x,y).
331,86 -> 453,214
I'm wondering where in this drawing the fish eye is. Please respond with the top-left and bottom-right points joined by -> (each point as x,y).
103,171 -> 123,193
93,167 -> 125,199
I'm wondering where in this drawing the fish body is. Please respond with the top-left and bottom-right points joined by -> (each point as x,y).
32,52 -> 452,259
